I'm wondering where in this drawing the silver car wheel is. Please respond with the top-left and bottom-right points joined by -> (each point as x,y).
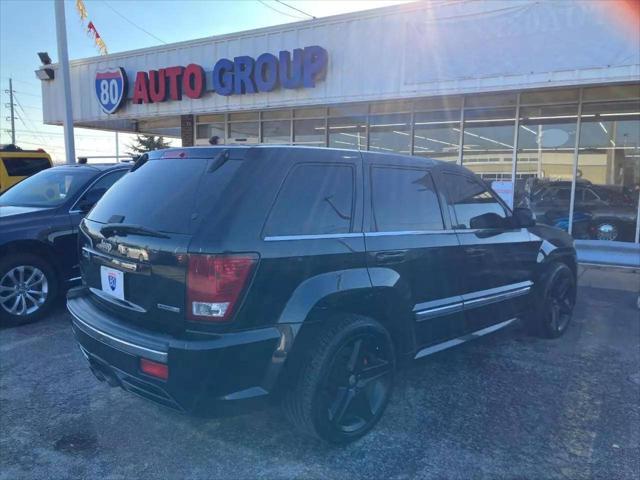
596,223 -> 618,241
0,266 -> 49,316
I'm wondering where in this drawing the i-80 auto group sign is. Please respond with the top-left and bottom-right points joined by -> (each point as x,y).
93,46 -> 328,115
95,68 -> 127,114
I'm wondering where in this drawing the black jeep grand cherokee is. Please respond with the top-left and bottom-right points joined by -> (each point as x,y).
68,146 -> 577,443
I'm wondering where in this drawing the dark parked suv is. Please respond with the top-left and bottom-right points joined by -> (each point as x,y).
68,146 -> 577,443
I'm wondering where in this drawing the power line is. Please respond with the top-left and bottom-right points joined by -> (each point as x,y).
13,110 -> 50,148
101,1 -> 168,44
11,139 -> 103,155
10,129 -> 118,139
12,93 -> 49,147
256,0 -> 307,20
13,104 -> 41,111
12,90 -> 40,98
274,0 -> 316,19
0,77 -> 40,88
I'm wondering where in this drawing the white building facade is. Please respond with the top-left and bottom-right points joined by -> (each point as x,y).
38,0 -> 640,264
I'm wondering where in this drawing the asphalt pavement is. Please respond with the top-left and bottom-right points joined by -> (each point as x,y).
1,272 -> 639,479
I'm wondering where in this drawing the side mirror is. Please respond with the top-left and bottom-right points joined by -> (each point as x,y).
77,188 -> 106,212
469,212 -> 506,229
513,207 -> 536,227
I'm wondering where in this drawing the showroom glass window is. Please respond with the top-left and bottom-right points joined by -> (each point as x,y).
228,112 -> 259,144
265,164 -> 354,236
196,114 -> 225,145
576,100 -> 640,243
516,103 -> 579,231
370,167 -> 444,231
328,105 -> 367,150
462,106 -> 516,185
262,110 -> 292,144
413,109 -> 461,162
293,108 -> 326,146
369,114 -> 411,154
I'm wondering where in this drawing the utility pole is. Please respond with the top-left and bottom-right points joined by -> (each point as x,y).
54,0 -> 76,164
8,78 -> 16,145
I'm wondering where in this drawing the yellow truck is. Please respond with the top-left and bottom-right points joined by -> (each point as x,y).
0,145 -> 53,193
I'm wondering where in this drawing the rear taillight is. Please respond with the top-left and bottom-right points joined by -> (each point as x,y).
186,254 -> 258,322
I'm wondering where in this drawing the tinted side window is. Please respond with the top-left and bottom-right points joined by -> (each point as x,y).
371,167 -> 444,231
85,170 -> 127,195
2,157 -> 51,176
442,173 -> 507,229
265,164 -> 354,236
555,188 -> 572,201
583,188 -> 599,201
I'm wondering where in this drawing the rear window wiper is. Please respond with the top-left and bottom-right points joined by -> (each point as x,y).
100,223 -> 170,239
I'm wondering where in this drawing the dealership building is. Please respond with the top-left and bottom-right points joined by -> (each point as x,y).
38,1 -> 640,265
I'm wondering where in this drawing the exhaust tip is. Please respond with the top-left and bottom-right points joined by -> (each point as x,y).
89,361 -> 120,388
89,365 -> 106,382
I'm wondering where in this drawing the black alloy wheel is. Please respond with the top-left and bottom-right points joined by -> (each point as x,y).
321,333 -> 394,435
539,263 -> 576,338
282,315 -> 395,443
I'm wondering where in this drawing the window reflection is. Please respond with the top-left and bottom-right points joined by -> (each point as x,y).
196,123 -> 225,144
293,119 -> 325,146
262,120 -> 291,144
369,114 -> 411,154
328,116 -> 366,150
576,101 -> 640,242
228,122 -> 259,143
413,110 -> 460,162
516,104 -> 578,233
462,107 -> 516,204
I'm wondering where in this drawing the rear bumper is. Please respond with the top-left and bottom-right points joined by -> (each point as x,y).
67,287 -> 290,415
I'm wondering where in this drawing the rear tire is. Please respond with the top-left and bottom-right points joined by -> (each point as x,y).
0,253 -> 58,326
282,314 -> 395,444
529,262 -> 576,339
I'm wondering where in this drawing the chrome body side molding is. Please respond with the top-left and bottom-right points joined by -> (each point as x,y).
414,281 -> 533,321
462,281 -> 533,310
264,233 -> 364,241
414,318 -> 517,359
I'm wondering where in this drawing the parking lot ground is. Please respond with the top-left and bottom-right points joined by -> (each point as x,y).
1,273 -> 639,480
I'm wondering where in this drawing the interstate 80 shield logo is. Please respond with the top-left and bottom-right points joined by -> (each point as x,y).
95,68 -> 127,114
108,271 -> 118,291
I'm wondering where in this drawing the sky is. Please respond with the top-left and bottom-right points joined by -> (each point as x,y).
0,0 -> 410,163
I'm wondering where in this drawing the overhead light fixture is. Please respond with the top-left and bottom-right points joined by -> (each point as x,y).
35,68 -> 55,81
38,52 -> 52,65
36,52 -> 54,81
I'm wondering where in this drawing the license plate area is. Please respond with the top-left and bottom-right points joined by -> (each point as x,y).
100,266 -> 125,301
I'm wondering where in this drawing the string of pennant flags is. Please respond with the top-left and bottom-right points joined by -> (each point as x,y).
75,0 -> 108,55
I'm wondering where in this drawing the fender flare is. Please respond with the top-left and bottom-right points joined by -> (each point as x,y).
276,268 -> 373,325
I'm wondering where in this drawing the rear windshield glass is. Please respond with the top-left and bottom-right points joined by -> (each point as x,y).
88,158 -> 220,234
2,157 -> 51,176
0,168 -> 94,207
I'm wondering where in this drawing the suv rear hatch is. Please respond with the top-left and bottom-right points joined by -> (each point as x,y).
79,149 -> 247,335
